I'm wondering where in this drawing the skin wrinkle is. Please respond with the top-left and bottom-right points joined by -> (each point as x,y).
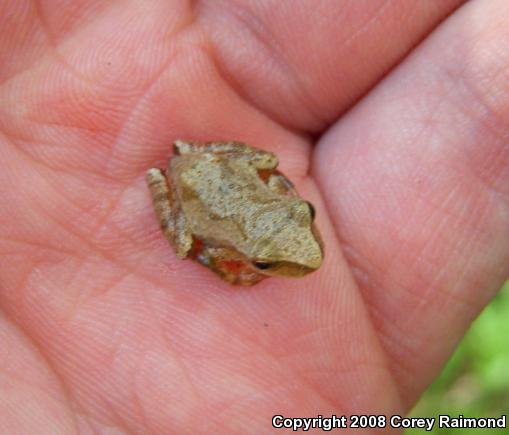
0,238 -> 77,260
101,339 -> 148,431
399,184 -> 475,284
0,153 -> 178,298
3,150 -> 113,251
134,333 -> 208,433
42,168 -> 124,236
0,40 -> 88,90
22,140 -> 122,182
339,0 -> 392,50
107,45 -> 186,177
476,147 -> 509,199
54,341 -> 127,428
1,247 -> 75,308
1,128 -> 120,185
377,327 -> 429,399
413,166 -> 500,254
25,109 -> 117,141
439,68 -> 509,200
391,242 -> 481,320
85,183 -> 144,247
18,255 -> 89,328
130,382 -> 152,434
135,354 -> 202,433
32,0 -> 57,48
16,12 -> 197,182
446,79 -> 509,147
0,104 -> 122,186
0,4 -> 44,86
86,209 -> 185,286
66,327 -> 141,432
401,172 -> 509,307
75,411 -> 127,435
30,0 -> 98,88
403,92 -> 449,148
0,370 -> 71,418
333,223 -> 433,314
0,245 -> 77,309
147,301 -> 208,426
61,268 -> 132,323
30,0 -> 114,45
384,235 -> 479,315
98,394 -> 136,435
1,132 -> 156,279
442,46 -> 509,136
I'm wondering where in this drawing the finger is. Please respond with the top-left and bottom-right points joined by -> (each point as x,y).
199,0 -> 464,131
314,0 -> 509,407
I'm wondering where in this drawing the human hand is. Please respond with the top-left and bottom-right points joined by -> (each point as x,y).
1,1 -> 508,433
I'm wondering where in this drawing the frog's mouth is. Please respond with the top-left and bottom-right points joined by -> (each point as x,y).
251,260 -> 319,277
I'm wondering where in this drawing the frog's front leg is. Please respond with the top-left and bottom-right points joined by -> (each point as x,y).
146,168 -> 192,258
173,140 -> 278,170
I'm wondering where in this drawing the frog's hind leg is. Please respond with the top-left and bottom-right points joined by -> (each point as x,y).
196,246 -> 266,286
266,170 -> 298,196
173,140 -> 278,170
146,168 -> 192,258
173,140 -> 251,155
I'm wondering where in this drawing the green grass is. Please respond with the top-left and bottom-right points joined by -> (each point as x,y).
406,280 -> 509,434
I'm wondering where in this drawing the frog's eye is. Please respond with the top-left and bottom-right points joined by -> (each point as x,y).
253,261 -> 274,270
306,201 -> 316,221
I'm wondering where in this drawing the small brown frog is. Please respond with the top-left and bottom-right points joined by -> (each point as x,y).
146,140 -> 323,285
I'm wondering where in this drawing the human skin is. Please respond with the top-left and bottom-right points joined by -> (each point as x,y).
0,0 -> 508,433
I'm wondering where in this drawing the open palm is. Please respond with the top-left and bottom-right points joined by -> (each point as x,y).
1,1 -> 508,433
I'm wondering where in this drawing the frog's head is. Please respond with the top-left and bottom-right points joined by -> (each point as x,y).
247,199 -> 324,278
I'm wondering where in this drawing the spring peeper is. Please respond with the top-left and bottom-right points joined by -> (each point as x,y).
146,140 -> 323,285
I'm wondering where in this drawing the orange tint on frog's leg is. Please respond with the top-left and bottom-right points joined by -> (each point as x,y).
188,237 -> 203,259
189,240 -> 266,285
213,259 -> 265,286
220,260 -> 256,276
256,169 -> 273,183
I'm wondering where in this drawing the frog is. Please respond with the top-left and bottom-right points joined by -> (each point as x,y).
146,140 -> 323,286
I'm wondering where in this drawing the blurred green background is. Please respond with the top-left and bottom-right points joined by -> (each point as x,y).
406,280 -> 509,434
